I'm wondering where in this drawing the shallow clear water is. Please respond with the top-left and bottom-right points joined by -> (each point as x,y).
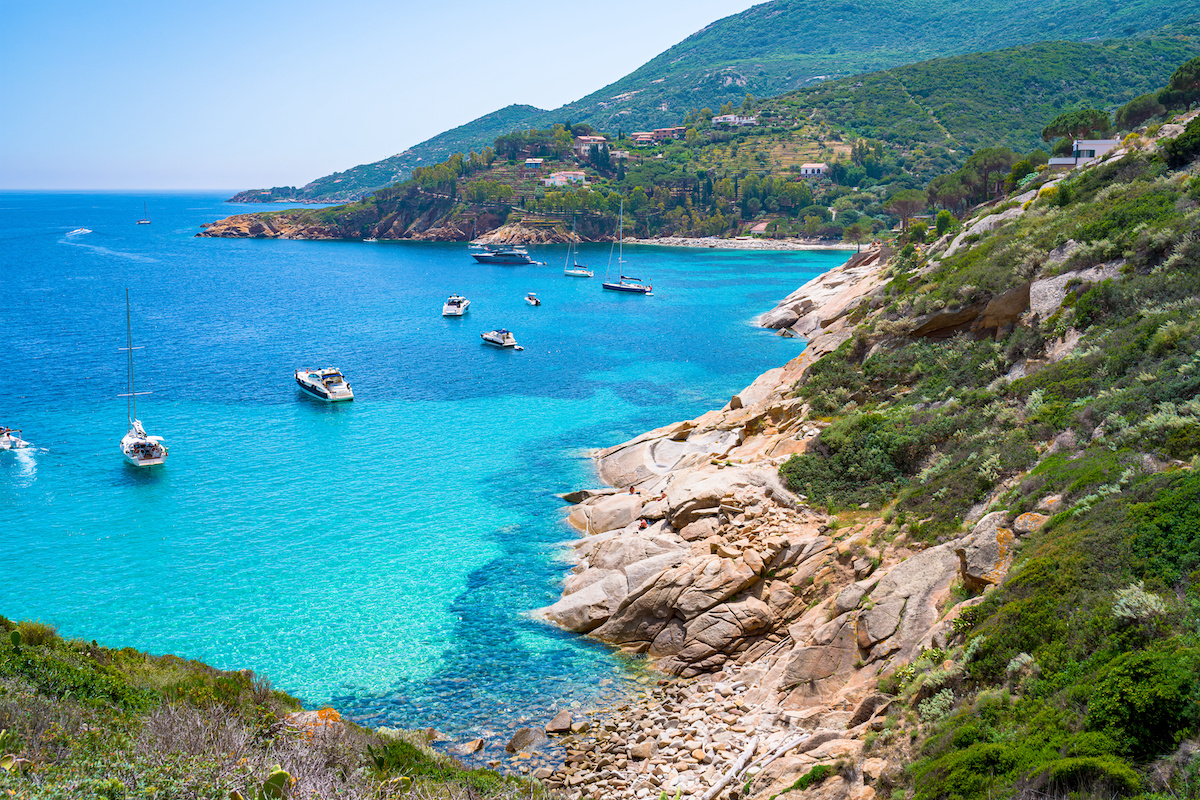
0,192 -> 845,745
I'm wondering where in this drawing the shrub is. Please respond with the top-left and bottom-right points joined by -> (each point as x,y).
15,620 -> 57,647
1085,647 -> 1200,761
919,689 -> 956,724
1112,581 -> 1168,625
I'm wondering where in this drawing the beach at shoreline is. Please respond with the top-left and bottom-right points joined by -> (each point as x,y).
628,235 -> 862,251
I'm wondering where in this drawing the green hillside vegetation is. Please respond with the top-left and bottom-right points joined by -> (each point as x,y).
227,49 -> 1196,246
765,34 -> 1200,172
777,82 -> 1200,797
0,617 -> 539,799
230,6 -> 1200,203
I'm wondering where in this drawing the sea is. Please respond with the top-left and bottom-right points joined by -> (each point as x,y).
0,191 -> 846,753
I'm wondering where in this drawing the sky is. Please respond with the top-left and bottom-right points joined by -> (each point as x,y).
1,0 -> 763,191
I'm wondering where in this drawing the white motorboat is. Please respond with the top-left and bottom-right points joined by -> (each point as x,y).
443,295 -> 471,316
295,368 -> 354,402
363,237 -> 378,242
119,289 -> 168,467
0,427 -> 29,450
66,227 -> 92,236
525,293 -> 541,306
481,329 -> 524,350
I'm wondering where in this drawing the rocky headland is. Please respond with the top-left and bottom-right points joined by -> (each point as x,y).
525,206 -> 1133,797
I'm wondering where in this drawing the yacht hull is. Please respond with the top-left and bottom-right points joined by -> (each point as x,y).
295,378 -> 353,402
602,281 -> 653,294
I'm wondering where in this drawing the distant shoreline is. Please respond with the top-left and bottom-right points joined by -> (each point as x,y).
627,235 -> 861,251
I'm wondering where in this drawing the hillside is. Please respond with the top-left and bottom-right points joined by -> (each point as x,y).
231,1 -> 1200,203
200,43 -> 1200,248
770,34 -> 1200,157
536,108 -> 1200,800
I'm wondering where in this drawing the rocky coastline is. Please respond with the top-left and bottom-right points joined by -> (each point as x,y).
523,244 -> 1037,800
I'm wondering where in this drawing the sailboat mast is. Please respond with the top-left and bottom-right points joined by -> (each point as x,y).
126,288 -> 136,424
618,199 -> 624,270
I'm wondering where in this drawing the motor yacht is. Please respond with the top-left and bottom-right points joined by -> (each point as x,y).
443,295 -> 471,316
295,368 -> 354,401
471,245 -> 539,265
525,293 -> 541,306
481,329 -> 524,350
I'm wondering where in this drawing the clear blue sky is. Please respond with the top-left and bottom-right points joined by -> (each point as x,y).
1,0 -> 762,191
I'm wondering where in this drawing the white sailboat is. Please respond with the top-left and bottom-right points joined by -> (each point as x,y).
602,200 -> 652,295
564,217 -> 592,277
137,201 -> 151,225
119,289 -> 167,467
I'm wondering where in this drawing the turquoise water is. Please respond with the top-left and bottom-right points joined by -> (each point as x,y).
0,192 -> 845,745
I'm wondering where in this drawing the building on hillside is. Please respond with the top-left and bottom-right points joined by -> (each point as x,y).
653,126 -> 687,142
541,170 -> 588,187
1047,139 -> 1120,170
573,135 -> 608,158
713,114 -> 757,127
799,162 -> 828,178
749,221 -> 770,234
630,132 -> 657,146
523,158 -> 545,171
611,150 -> 631,160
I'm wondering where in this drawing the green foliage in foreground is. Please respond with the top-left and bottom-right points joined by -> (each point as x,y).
0,617 -> 540,799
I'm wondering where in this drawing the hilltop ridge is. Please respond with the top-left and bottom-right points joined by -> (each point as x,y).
230,1 -> 1200,203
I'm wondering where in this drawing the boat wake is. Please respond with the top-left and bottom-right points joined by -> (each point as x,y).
61,237 -> 158,263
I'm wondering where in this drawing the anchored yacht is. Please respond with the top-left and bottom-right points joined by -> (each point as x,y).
295,368 -> 354,402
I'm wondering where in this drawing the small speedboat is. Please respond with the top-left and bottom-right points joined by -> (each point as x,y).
0,427 -> 29,450
481,329 -> 524,350
66,227 -> 92,236
443,295 -> 470,316
525,293 -> 541,306
295,368 -> 354,401
363,237 -> 378,242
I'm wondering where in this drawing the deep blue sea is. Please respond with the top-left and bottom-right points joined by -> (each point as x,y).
0,192 -> 844,748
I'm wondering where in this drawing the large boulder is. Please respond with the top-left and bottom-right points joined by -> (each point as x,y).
591,555 -> 759,646
782,616 -> 858,685
583,493 -> 644,534
661,597 -> 775,671
956,511 -> 1016,592
539,572 -> 630,633
665,470 -> 755,528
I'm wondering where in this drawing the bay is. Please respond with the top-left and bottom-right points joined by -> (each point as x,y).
0,191 -> 845,747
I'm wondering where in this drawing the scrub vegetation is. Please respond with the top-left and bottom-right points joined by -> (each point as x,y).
777,63 -> 1200,798
0,618 -> 540,799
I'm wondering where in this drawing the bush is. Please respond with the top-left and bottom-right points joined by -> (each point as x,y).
1163,116 -> 1200,168
1085,648 -> 1200,761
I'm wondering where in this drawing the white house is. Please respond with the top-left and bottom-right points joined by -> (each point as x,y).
542,170 -> 588,187
713,114 -> 757,126
1047,138 -> 1120,169
799,162 -> 828,178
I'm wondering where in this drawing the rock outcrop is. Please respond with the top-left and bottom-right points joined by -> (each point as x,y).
535,247 -> 1027,800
